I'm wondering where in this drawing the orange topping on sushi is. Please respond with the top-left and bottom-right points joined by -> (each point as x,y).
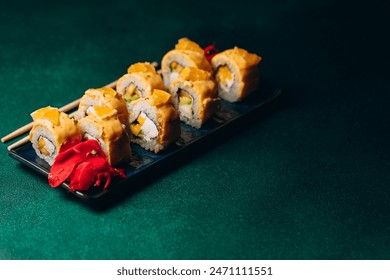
127,62 -> 157,74
175,38 -> 204,53
91,105 -> 117,119
31,106 -> 60,125
231,47 -> 261,65
97,87 -> 117,97
181,66 -> 212,81
219,47 -> 261,67
151,89 -> 171,106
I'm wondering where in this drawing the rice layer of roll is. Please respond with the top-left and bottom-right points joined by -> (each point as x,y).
161,38 -> 212,88
29,106 -> 81,166
211,47 -> 261,102
129,89 -> 180,153
169,67 -> 220,128
77,105 -> 131,166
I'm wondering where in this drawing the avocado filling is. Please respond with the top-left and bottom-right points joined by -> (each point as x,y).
168,61 -> 184,86
169,61 -> 184,73
178,90 -> 193,119
130,112 -> 158,142
123,83 -> 141,103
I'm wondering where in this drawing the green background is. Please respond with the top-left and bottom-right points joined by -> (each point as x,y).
1,0 -> 390,259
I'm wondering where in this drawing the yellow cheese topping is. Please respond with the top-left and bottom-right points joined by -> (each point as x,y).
31,106 -> 60,126
230,47 -> 261,65
175,38 -> 204,53
216,66 -> 232,83
127,62 -> 157,74
82,87 -> 129,127
82,108 -> 124,142
97,87 -> 116,97
180,66 -> 211,81
92,105 -> 117,119
151,89 -> 171,106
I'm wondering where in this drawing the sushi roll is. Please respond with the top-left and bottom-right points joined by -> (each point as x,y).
77,105 -> 131,166
116,62 -> 165,111
161,38 -> 212,88
169,66 -> 220,128
211,47 -> 261,102
29,106 -> 81,166
129,89 -> 180,153
74,87 -> 129,128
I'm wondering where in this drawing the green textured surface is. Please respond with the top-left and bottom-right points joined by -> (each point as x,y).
1,0 -> 390,259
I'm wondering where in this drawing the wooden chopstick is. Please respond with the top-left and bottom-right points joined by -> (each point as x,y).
2,99 -> 80,143
2,79 -> 119,144
4,61 -> 159,150
2,123 -> 35,144
6,79 -> 118,151
7,110 -> 78,151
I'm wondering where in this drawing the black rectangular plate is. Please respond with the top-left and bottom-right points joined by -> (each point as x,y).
8,86 -> 282,201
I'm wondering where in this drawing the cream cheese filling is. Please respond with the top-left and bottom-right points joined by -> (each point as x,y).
216,65 -> 234,92
178,91 -> 193,119
131,112 -> 158,142
38,136 -> 55,156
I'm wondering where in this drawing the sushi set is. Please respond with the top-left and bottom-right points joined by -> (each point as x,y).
5,38 -> 282,201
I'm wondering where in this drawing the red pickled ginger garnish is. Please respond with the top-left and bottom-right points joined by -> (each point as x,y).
204,43 -> 219,62
48,139 -> 126,192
